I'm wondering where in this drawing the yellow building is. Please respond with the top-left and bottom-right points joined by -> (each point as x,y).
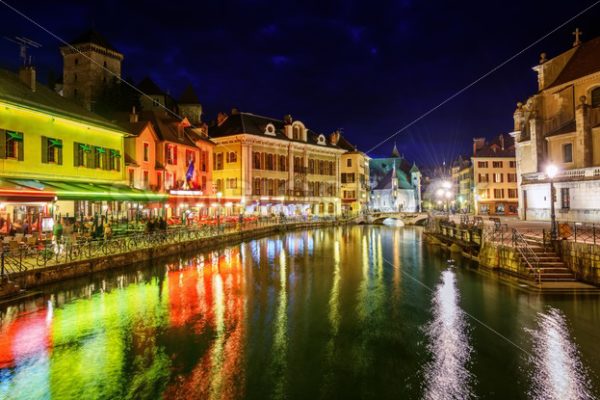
0,66 -> 163,230
338,137 -> 370,215
472,134 -> 518,215
451,155 -> 473,213
513,33 -> 600,222
208,111 -> 346,216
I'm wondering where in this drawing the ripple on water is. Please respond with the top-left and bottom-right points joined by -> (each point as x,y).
422,270 -> 474,400
526,307 -> 594,400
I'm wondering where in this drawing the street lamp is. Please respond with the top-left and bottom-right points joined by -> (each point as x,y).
546,163 -> 558,241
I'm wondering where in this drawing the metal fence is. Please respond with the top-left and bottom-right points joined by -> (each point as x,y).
0,216 -> 342,278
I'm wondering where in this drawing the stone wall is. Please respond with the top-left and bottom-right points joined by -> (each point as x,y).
478,242 -> 527,277
1,221 -> 342,299
559,240 -> 600,285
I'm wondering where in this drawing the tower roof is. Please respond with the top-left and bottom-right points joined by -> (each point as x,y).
391,142 -> 400,157
179,84 -> 201,104
69,29 -> 118,52
138,77 -> 165,96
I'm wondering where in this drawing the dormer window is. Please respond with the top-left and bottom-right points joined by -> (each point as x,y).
264,123 -> 276,136
317,134 -> 326,145
293,125 -> 301,140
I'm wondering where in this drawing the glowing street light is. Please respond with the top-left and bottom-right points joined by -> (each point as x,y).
546,163 -> 559,241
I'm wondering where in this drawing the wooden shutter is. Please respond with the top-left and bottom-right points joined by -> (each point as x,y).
17,135 -> 24,161
73,142 -> 80,166
173,145 -> 178,165
41,136 -> 48,163
116,151 -> 121,172
58,142 -> 63,165
102,150 -> 109,170
0,129 -> 6,159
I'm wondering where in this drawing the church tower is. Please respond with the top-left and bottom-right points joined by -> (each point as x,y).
60,29 -> 124,110
178,84 -> 203,125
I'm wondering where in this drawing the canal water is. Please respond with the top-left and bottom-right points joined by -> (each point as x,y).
0,226 -> 598,399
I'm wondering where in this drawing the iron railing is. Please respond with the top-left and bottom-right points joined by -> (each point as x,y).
512,228 -> 541,285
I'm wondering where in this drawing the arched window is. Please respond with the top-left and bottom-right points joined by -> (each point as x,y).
328,203 -> 334,214
293,125 -> 301,140
592,87 -> 600,108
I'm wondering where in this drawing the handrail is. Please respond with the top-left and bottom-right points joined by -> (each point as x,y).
512,228 -> 542,285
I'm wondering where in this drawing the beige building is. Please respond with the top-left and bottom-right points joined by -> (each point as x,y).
472,134 -> 518,215
513,33 -> 600,222
60,30 -> 123,111
338,137 -> 370,215
208,111 -> 346,216
451,155 -> 474,213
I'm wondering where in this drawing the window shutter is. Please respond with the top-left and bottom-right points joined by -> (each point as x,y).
58,144 -> 63,165
73,142 -> 80,166
87,146 -> 95,168
103,150 -> 109,170
41,136 -> 48,163
0,129 -> 6,159
17,136 -> 24,161
174,146 -> 178,165
116,151 -> 121,172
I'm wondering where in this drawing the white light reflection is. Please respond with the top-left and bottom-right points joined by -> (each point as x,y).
423,270 -> 473,400
526,307 -> 593,400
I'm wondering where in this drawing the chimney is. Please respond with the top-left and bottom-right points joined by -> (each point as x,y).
329,130 -> 340,145
499,134 -> 505,150
217,112 -> 228,126
19,66 -> 36,92
129,106 -> 139,123
283,114 -> 293,125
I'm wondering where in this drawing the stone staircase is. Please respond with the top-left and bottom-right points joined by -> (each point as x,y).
519,235 -> 576,282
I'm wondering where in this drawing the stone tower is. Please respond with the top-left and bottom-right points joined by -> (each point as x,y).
178,85 -> 203,125
60,29 -> 124,110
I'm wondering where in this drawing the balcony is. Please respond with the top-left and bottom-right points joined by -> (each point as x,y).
522,166 -> 600,184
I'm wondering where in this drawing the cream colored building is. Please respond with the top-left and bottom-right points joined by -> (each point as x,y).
338,140 -> 370,215
451,156 -> 474,213
208,111 -> 346,216
472,134 -> 518,215
513,33 -> 600,222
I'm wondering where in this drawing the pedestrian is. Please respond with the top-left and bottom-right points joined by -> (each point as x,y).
104,222 -> 113,240
53,218 -> 63,242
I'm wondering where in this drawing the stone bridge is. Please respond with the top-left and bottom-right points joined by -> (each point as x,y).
354,212 -> 429,225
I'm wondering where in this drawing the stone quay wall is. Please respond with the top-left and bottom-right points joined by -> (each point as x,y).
559,240 -> 600,285
1,221 -> 343,299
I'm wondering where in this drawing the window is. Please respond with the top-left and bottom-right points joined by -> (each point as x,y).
341,173 -> 356,183
266,154 -> 274,170
186,149 -> 196,165
493,189 -> 504,199
226,151 -> 237,163
1,130 -> 24,160
157,172 -> 163,190
74,142 -> 92,167
308,159 -> 315,174
492,161 -> 503,168
201,151 -> 208,171
478,173 -> 489,183
292,125 -> 301,140
279,155 -> 287,171
508,189 -> 518,198
509,161 -> 517,168
253,152 -> 261,169
493,173 -> 503,183
216,179 -> 223,192
41,137 -> 62,165
347,158 -> 352,167
561,188 -> 570,209
226,178 -> 237,189
253,178 -> 261,195
143,143 -> 150,162
592,87 -> 600,108
478,161 -> 488,168
278,180 -> 286,195
94,147 -> 108,169
166,144 -> 177,165
507,173 -> 517,183
108,149 -> 121,171
563,143 -> 573,163
344,190 -> 356,199
74,58 -> 79,65
214,153 -> 223,170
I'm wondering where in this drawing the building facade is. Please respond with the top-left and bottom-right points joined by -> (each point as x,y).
472,134 -> 518,215
513,35 -> 600,222
338,136 -> 370,215
208,111 -> 346,216
451,155 -> 474,213
369,144 -> 421,212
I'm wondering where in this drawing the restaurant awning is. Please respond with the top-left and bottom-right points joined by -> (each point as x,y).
0,179 -> 56,202
4,179 -> 168,202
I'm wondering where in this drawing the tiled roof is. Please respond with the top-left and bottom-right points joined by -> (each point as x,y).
139,110 -> 213,148
473,133 -> 515,158
208,112 -> 344,149
0,68 -> 125,133
69,29 -> 118,52
545,120 -> 576,137
548,37 -> 600,88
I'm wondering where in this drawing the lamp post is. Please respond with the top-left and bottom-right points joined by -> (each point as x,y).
436,180 -> 454,217
546,164 -> 558,241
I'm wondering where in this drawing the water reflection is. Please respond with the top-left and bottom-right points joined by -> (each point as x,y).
526,307 -> 594,400
423,270 -> 474,400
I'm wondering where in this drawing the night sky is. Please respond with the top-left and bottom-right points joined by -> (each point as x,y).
1,0 -> 599,167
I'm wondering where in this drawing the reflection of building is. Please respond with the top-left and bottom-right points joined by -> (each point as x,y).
369,144 -> 421,212
337,135 -> 370,214
208,111 -> 346,216
451,155 -> 473,212
513,33 -> 600,222
472,134 -> 517,215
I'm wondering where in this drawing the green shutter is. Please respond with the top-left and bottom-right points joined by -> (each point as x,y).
103,151 -> 109,170
41,136 -> 48,163
0,130 -> 5,159
17,135 -> 24,161
73,142 -> 80,166
58,145 -> 63,165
